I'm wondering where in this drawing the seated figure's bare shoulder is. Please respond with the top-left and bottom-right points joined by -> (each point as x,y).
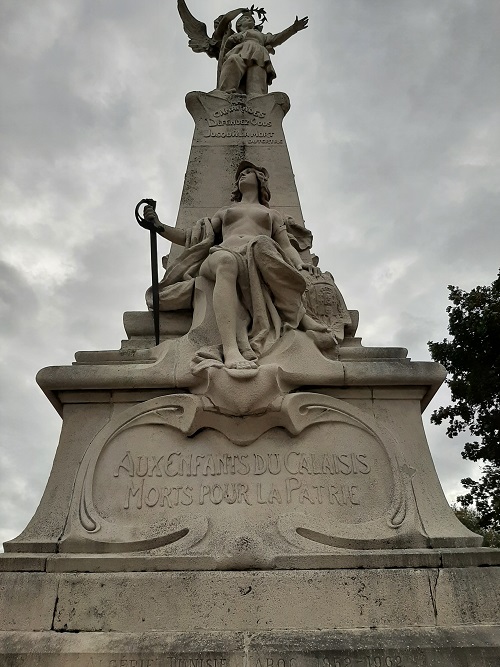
214,205 -> 230,216
270,208 -> 286,234
210,207 -> 229,231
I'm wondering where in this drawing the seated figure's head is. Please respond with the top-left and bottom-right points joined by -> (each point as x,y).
231,161 -> 271,207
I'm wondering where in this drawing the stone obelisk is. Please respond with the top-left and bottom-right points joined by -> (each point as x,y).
1,4 -> 499,665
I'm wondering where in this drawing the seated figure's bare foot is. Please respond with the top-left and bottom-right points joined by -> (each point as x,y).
224,348 -> 258,370
240,346 -> 258,362
300,313 -> 329,333
227,359 -> 259,370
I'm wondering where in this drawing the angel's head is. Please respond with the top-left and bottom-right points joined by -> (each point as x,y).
236,12 -> 256,32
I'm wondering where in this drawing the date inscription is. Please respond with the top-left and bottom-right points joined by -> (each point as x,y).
315,657 -> 403,667
253,657 -> 404,667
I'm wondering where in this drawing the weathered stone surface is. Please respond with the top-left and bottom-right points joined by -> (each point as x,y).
1,627 -> 498,667
169,92 -> 305,268
0,569 -> 499,664
435,568 -> 500,626
6,403 -> 113,551
0,573 -> 58,631
0,568 -> 496,635
49,570 -> 430,631
1,546 -> 499,573
35,355 -> 446,413
6,391 -> 479,558
0,555 -> 46,572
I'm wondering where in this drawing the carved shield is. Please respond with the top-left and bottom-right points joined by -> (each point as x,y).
303,271 -> 352,341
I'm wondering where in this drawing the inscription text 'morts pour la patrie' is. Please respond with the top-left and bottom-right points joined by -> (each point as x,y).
113,449 -> 373,511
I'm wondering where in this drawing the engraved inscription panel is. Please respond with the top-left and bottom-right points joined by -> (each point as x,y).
193,98 -> 285,146
313,656 -> 404,667
18,651 -> 443,667
82,656 -> 232,667
253,658 -> 405,667
91,418 -> 395,543
248,654 -> 431,667
5,646 -> 476,667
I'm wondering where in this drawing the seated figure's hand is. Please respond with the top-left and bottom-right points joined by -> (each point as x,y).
143,205 -> 163,233
300,262 -> 321,278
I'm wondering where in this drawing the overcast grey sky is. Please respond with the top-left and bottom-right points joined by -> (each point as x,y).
1,0 -> 499,546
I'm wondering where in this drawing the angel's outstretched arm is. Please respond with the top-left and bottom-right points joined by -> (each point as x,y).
266,15 -> 308,49
213,7 -> 247,40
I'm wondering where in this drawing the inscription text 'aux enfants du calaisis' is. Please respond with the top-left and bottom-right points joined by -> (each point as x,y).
113,450 -> 372,510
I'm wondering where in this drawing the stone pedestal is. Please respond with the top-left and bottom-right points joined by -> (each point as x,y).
3,364 -> 481,556
1,554 -> 500,665
1,85 -> 499,664
2,330 -> 499,664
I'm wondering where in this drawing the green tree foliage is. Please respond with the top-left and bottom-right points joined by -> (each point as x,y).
453,505 -> 500,547
428,271 -> 500,531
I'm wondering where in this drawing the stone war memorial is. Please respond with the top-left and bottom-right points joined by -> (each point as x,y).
1,3 -> 499,666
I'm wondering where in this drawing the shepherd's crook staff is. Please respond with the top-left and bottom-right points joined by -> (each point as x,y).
135,198 -> 160,346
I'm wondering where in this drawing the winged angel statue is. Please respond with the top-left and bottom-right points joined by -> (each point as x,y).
178,1 -> 308,96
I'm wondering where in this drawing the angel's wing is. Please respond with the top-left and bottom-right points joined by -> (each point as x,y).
177,0 -> 219,58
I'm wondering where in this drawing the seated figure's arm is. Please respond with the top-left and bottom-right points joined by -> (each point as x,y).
143,205 -> 186,246
210,211 -> 223,236
184,211 -> 223,247
272,213 -> 303,269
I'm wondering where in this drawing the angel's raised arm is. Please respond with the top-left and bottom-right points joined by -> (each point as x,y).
213,8 -> 248,41
266,15 -> 309,49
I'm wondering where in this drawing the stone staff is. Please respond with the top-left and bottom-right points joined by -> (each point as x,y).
135,198 -> 160,345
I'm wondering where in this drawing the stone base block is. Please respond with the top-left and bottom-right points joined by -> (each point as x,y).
0,564 -> 499,665
0,627 -> 500,667
0,627 -> 499,667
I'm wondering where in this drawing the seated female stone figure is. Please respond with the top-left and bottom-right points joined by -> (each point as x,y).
144,161 -> 326,370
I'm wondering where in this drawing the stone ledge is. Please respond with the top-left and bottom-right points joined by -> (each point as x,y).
121,311 -> 361,342
0,626 -> 499,666
1,548 -> 499,573
0,554 -> 47,571
36,360 -> 446,417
